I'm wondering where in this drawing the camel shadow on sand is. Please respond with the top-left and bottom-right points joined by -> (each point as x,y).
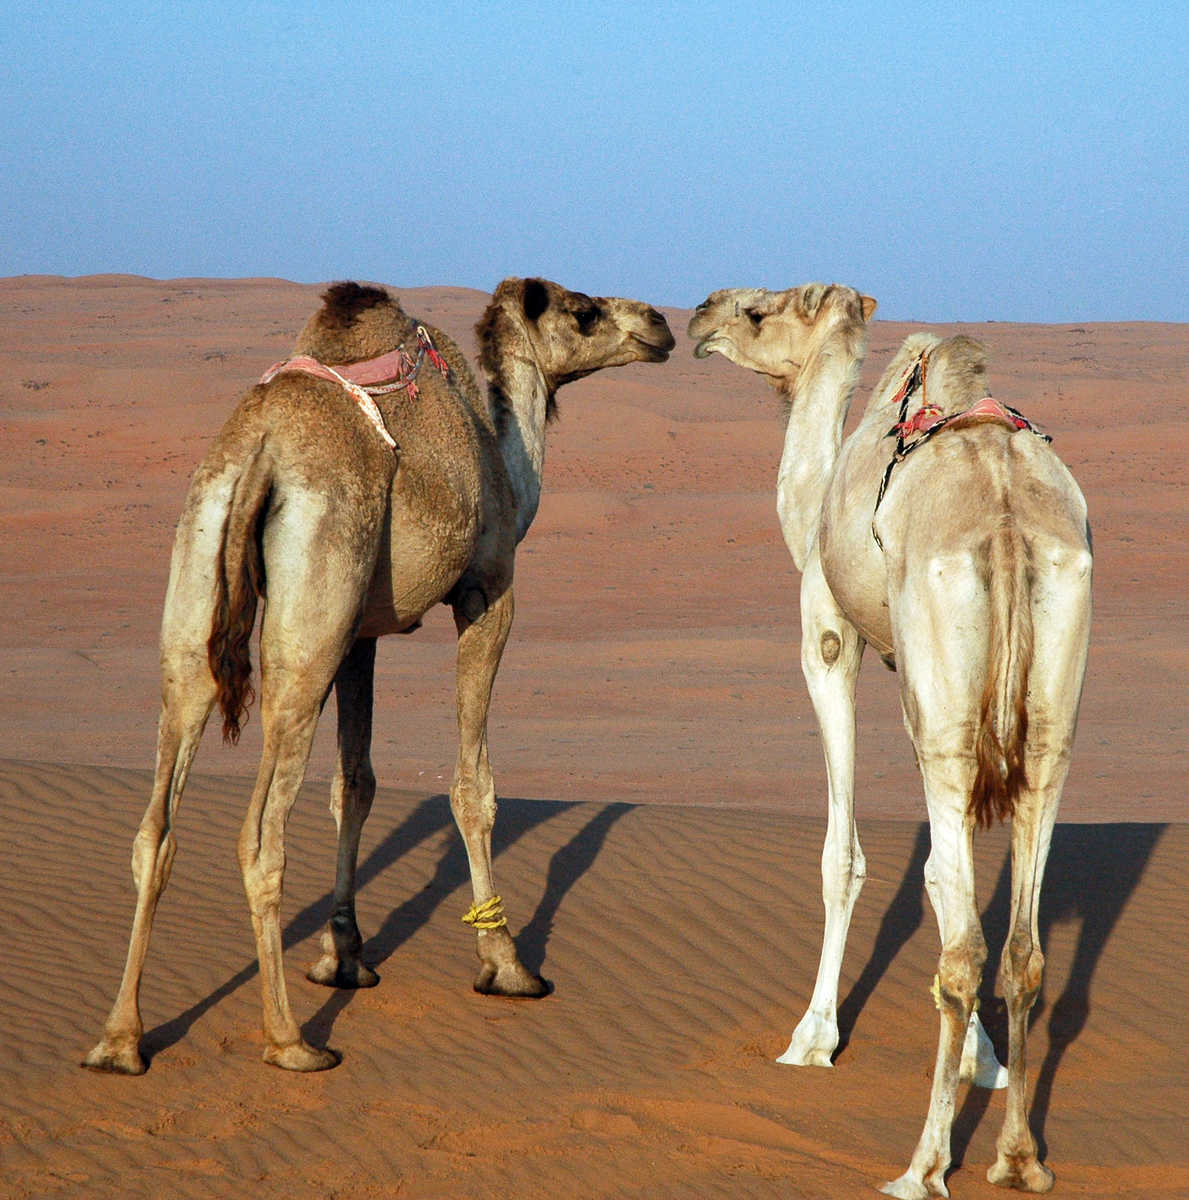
833,821 -> 1165,1167
141,794 -> 634,1063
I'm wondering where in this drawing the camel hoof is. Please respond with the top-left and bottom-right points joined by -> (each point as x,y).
473,961 -> 549,998
987,1156 -> 1054,1193
777,1014 -> 839,1067
306,954 -> 380,989
776,1044 -> 835,1068
81,1038 -> 147,1076
262,1041 -> 340,1072
880,1172 -> 946,1199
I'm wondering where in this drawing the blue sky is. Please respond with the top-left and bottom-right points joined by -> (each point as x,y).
2,2 -> 1186,321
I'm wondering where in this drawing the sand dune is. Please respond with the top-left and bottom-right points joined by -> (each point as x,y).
1,276 -> 1185,1197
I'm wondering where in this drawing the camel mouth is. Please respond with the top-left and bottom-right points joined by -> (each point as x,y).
632,334 -> 673,362
692,336 -> 717,359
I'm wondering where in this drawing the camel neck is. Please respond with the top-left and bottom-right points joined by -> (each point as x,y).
492,352 -> 550,544
776,338 -> 863,569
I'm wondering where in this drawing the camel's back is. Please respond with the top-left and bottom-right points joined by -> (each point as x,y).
847,331 -> 1088,558
883,425 -> 1089,561
820,333 -> 1089,650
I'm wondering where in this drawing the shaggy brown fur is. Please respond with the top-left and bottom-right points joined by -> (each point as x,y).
294,282 -> 413,364
84,276 -> 674,1078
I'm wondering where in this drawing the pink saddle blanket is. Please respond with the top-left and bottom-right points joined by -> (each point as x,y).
896,395 -> 1037,438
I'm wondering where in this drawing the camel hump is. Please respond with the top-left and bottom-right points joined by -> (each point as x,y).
295,281 -> 412,365
319,282 -> 392,327
927,335 -> 990,414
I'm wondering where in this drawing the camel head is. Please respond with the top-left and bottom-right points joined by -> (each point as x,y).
477,277 -> 675,412
688,284 -> 877,386
294,282 -> 413,365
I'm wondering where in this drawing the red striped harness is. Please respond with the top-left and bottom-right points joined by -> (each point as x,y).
871,351 -> 1051,551
260,325 -> 451,451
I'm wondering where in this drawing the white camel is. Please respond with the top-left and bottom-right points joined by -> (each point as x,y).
689,283 -> 1091,1198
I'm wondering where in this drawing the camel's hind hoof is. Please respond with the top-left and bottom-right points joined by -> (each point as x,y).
81,1038 -> 147,1076
306,954 -> 379,990
776,1011 -> 839,1067
262,1040 -> 340,1072
880,1172 -> 946,1199
473,961 -> 549,997
987,1156 -> 1054,1193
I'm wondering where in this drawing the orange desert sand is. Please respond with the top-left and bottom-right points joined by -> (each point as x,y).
1,276 -> 1185,1198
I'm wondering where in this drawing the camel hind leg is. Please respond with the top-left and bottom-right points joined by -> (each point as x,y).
883,791 -> 984,1200
883,554 -> 995,1198
83,482 -> 231,1074
83,650 -> 217,1073
239,667 -> 340,1071
239,505 -> 382,1070
985,789 -> 1058,1193
988,543 -> 1088,1192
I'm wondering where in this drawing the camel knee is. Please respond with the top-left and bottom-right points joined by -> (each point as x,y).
131,824 -> 176,891
936,941 -> 985,1017
1002,931 -> 1045,1005
821,839 -> 866,902
242,861 -> 284,918
450,774 -> 496,832
451,794 -> 496,838
330,762 -> 376,823
238,828 -> 286,916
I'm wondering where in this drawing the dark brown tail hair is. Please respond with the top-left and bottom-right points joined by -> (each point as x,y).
971,522 -> 1033,828
207,449 -> 271,743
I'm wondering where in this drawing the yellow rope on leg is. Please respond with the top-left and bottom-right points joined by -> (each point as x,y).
461,895 -> 508,930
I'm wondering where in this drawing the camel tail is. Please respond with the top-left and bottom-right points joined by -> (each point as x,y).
971,521 -> 1033,829
208,446 -> 272,744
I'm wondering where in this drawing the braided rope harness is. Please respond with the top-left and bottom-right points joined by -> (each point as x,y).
871,351 -> 1051,551
260,325 -> 452,451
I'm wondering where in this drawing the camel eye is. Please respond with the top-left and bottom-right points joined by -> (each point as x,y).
745,309 -> 763,328
575,304 -> 601,334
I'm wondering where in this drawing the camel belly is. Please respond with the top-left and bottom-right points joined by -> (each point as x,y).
354,448 -> 485,637
356,511 -> 478,637
822,560 -> 894,654
818,503 -> 895,655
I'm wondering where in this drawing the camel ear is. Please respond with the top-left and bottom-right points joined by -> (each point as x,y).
791,284 -> 830,323
523,278 -> 550,322
861,294 -> 878,321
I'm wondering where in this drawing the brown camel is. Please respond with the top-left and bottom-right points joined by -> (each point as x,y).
83,277 -> 674,1074
689,284 -> 1091,1197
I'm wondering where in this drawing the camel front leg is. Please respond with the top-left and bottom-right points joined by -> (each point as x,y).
451,583 -> 546,997
83,659 -> 215,1074
307,637 -> 381,989
780,553 -> 865,1068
